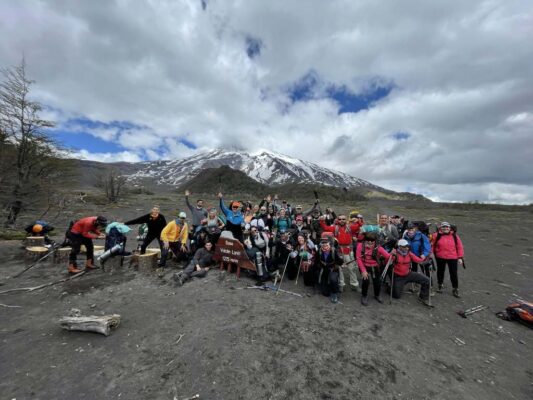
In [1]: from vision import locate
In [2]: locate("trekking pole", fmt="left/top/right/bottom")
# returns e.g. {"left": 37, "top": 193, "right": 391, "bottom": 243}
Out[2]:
{"left": 13, "top": 244, "right": 61, "bottom": 278}
{"left": 389, "top": 266, "right": 395, "bottom": 305}
{"left": 276, "top": 253, "right": 292, "bottom": 296}
{"left": 427, "top": 261, "right": 432, "bottom": 307}
{"left": 295, "top": 256, "right": 304, "bottom": 286}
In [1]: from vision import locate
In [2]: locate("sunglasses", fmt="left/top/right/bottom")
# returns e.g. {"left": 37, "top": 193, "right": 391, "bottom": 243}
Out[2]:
{"left": 338, "top": 218, "right": 346, "bottom": 221}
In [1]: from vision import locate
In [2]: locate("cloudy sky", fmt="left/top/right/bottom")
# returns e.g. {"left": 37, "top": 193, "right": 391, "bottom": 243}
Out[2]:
{"left": 1, "top": 0, "right": 532, "bottom": 204}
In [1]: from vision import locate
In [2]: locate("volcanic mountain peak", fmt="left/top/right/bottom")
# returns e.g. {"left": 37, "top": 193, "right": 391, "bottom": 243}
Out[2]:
{"left": 127, "top": 148, "right": 378, "bottom": 189}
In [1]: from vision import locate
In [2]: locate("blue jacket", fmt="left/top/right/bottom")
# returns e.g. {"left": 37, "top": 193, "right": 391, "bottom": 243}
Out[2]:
{"left": 403, "top": 231, "right": 431, "bottom": 257}
{"left": 219, "top": 198, "right": 244, "bottom": 226}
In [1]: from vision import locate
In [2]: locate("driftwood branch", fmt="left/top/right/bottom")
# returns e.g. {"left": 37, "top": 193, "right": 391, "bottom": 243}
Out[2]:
{"left": 0, "top": 270, "right": 86, "bottom": 295}
{"left": 0, "top": 303, "right": 22, "bottom": 308}
{"left": 59, "top": 314, "right": 121, "bottom": 336}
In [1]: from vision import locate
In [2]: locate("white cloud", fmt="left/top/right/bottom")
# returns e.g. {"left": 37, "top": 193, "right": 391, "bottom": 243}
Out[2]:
{"left": 72, "top": 149, "right": 142, "bottom": 163}
{"left": 1, "top": 0, "right": 532, "bottom": 203}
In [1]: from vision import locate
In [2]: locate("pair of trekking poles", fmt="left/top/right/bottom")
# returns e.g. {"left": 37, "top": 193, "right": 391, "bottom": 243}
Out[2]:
{"left": 275, "top": 252, "right": 306, "bottom": 295}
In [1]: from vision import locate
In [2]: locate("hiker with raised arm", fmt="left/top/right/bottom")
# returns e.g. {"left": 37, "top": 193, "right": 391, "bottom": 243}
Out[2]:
{"left": 125, "top": 206, "right": 167, "bottom": 254}
{"left": 320, "top": 214, "right": 360, "bottom": 292}
{"left": 218, "top": 192, "right": 245, "bottom": 242}
{"left": 185, "top": 190, "right": 207, "bottom": 232}
{"left": 431, "top": 222, "right": 465, "bottom": 298}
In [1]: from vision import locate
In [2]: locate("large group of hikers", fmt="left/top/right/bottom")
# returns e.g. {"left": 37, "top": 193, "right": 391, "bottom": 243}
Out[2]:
{"left": 26, "top": 191, "right": 465, "bottom": 308}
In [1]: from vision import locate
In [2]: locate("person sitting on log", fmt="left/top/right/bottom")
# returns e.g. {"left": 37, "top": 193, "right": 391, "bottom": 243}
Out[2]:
{"left": 24, "top": 220, "right": 55, "bottom": 245}
{"left": 125, "top": 206, "right": 167, "bottom": 254}
{"left": 158, "top": 212, "right": 189, "bottom": 268}
{"left": 67, "top": 216, "right": 108, "bottom": 274}
{"left": 173, "top": 241, "right": 215, "bottom": 287}
{"left": 97, "top": 222, "right": 132, "bottom": 266}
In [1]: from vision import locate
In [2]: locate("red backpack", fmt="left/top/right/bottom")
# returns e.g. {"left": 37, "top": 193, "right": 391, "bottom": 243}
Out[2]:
{"left": 497, "top": 301, "right": 533, "bottom": 328}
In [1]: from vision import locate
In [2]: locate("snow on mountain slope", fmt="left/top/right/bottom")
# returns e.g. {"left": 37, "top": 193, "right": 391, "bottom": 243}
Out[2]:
{"left": 127, "top": 148, "right": 381, "bottom": 189}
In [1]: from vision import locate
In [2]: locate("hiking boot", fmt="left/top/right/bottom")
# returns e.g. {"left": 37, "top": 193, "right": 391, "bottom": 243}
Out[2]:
{"left": 437, "top": 284, "right": 444, "bottom": 293}
{"left": 173, "top": 273, "right": 183, "bottom": 287}
{"left": 453, "top": 288, "right": 461, "bottom": 298}
{"left": 330, "top": 293, "right": 339, "bottom": 304}
{"left": 418, "top": 296, "right": 434, "bottom": 308}
{"left": 68, "top": 264, "right": 82, "bottom": 274}
{"left": 361, "top": 296, "right": 369, "bottom": 306}
{"left": 85, "top": 260, "right": 97, "bottom": 270}
{"left": 374, "top": 295, "right": 383, "bottom": 304}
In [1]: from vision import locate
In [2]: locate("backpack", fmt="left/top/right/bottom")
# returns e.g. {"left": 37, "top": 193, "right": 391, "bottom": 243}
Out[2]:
{"left": 105, "top": 227, "right": 127, "bottom": 251}
{"left": 334, "top": 224, "right": 351, "bottom": 237}
{"left": 358, "top": 241, "right": 379, "bottom": 261}
{"left": 497, "top": 301, "right": 533, "bottom": 328}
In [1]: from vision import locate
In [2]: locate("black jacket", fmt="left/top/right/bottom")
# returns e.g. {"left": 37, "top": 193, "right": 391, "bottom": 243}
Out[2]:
{"left": 125, "top": 213, "right": 167, "bottom": 236}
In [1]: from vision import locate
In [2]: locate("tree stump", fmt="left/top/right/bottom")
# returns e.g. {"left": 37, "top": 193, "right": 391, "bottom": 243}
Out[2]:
{"left": 55, "top": 247, "right": 72, "bottom": 264}
{"left": 131, "top": 253, "right": 158, "bottom": 274}
{"left": 59, "top": 314, "right": 121, "bottom": 336}
{"left": 102, "top": 255, "right": 133, "bottom": 273}
{"left": 24, "top": 236, "right": 45, "bottom": 247}
{"left": 25, "top": 246, "right": 49, "bottom": 261}
{"left": 80, "top": 245, "right": 104, "bottom": 254}
{"left": 145, "top": 248, "right": 161, "bottom": 257}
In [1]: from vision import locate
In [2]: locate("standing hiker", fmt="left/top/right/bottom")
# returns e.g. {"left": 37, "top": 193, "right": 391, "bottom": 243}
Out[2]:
{"left": 288, "top": 232, "right": 316, "bottom": 286}
{"left": 66, "top": 216, "right": 108, "bottom": 274}
{"left": 320, "top": 214, "right": 360, "bottom": 292}
{"left": 125, "top": 206, "right": 167, "bottom": 254}
{"left": 158, "top": 212, "right": 189, "bottom": 268}
{"left": 315, "top": 238, "right": 344, "bottom": 304}
{"left": 218, "top": 192, "right": 245, "bottom": 242}
{"left": 382, "top": 239, "right": 432, "bottom": 306}
{"left": 378, "top": 214, "right": 399, "bottom": 251}
{"left": 431, "top": 222, "right": 465, "bottom": 298}
{"left": 403, "top": 222, "right": 432, "bottom": 292}
{"left": 356, "top": 232, "right": 389, "bottom": 306}
{"left": 185, "top": 190, "right": 208, "bottom": 232}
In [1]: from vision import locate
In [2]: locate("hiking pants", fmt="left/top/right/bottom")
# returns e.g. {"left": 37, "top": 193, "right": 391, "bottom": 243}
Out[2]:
{"left": 67, "top": 232, "right": 93, "bottom": 265}
{"left": 361, "top": 266, "right": 381, "bottom": 297}
{"left": 225, "top": 221, "right": 244, "bottom": 243}
{"left": 140, "top": 232, "right": 163, "bottom": 254}
{"left": 436, "top": 258, "right": 459, "bottom": 289}
{"left": 411, "top": 261, "right": 434, "bottom": 287}
{"left": 159, "top": 242, "right": 186, "bottom": 267}
{"left": 340, "top": 251, "right": 359, "bottom": 289}
{"left": 392, "top": 272, "right": 430, "bottom": 300}
{"left": 318, "top": 267, "right": 340, "bottom": 296}
{"left": 181, "top": 261, "right": 208, "bottom": 282}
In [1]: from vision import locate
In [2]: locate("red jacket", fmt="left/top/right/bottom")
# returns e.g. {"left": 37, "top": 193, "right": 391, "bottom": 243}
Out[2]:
{"left": 320, "top": 221, "right": 352, "bottom": 254}
{"left": 382, "top": 250, "right": 425, "bottom": 277}
{"left": 71, "top": 217, "right": 102, "bottom": 239}
{"left": 349, "top": 220, "right": 364, "bottom": 239}
{"left": 356, "top": 242, "right": 389, "bottom": 274}
{"left": 431, "top": 231, "right": 464, "bottom": 259}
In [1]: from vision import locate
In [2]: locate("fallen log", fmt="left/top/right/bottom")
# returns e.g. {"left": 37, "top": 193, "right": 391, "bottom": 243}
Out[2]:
{"left": 59, "top": 314, "right": 121, "bottom": 336}
{"left": 0, "top": 270, "right": 86, "bottom": 295}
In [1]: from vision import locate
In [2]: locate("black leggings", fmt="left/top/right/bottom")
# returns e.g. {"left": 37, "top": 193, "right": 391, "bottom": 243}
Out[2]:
{"left": 436, "top": 258, "right": 459, "bottom": 289}
{"left": 140, "top": 232, "right": 163, "bottom": 254}
{"left": 361, "top": 267, "right": 381, "bottom": 297}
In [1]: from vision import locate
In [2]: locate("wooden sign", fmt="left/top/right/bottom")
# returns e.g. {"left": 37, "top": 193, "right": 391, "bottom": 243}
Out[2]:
{"left": 214, "top": 237, "right": 256, "bottom": 277}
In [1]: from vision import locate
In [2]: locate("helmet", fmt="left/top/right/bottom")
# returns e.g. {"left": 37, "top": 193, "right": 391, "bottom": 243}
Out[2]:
{"left": 32, "top": 224, "right": 43, "bottom": 233}
{"left": 398, "top": 239, "right": 409, "bottom": 247}
{"left": 179, "top": 212, "right": 187, "bottom": 219}
{"left": 95, "top": 216, "right": 108, "bottom": 226}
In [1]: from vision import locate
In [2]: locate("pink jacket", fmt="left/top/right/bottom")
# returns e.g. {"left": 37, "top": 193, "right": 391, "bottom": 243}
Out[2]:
{"left": 356, "top": 242, "right": 389, "bottom": 274}
{"left": 432, "top": 232, "right": 464, "bottom": 259}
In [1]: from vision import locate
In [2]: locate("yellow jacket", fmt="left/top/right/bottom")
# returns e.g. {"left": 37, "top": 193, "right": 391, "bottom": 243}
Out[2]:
{"left": 160, "top": 220, "right": 189, "bottom": 244}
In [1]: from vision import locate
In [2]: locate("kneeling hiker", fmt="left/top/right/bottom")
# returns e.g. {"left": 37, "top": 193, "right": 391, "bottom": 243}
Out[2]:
{"left": 383, "top": 239, "right": 432, "bottom": 307}
{"left": 315, "top": 239, "right": 344, "bottom": 304}
{"left": 356, "top": 232, "right": 389, "bottom": 306}
{"left": 174, "top": 242, "right": 215, "bottom": 286}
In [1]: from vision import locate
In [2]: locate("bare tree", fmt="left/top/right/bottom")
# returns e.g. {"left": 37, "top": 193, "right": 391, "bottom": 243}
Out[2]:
{"left": 98, "top": 169, "right": 127, "bottom": 203}
{"left": 0, "top": 58, "right": 59, "bottom": 226}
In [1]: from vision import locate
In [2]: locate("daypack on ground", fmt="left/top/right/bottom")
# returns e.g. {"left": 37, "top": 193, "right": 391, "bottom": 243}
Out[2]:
{"left": 496, "top": 300, "right": 533, "bottom": 329}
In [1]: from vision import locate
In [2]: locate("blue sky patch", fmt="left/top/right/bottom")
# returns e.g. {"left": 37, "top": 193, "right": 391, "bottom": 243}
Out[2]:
{"left": 51, "top": 128, "right": 126, "bottom": 153}
{"left": 285, "top": 71, "right": 393, "bottom": 114}
{"left": 392, "top": 131, "right": 411, "bottom": 141}
{"left": 179, "top": 138, "right": 197, "bottom": 149}
{"left": 245, "top": 36, "right": 263, "bottom": 59}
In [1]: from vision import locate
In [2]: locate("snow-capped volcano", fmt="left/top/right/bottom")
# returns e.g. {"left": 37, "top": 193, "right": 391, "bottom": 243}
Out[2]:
{"left": 127, "top": 148, "right": 381, "bottom": 189}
